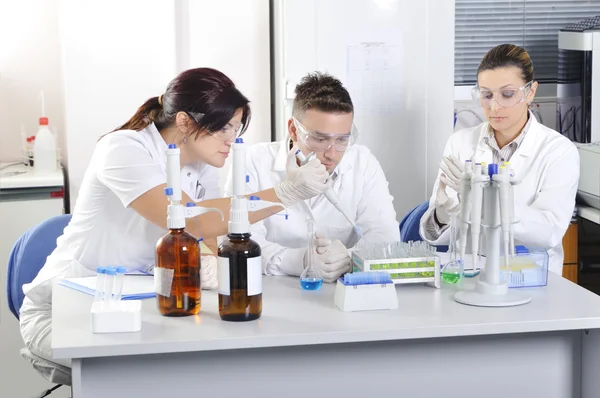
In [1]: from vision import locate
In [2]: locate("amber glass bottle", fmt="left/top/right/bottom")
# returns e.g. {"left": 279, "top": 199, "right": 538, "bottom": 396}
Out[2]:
{"left": 218, "top": 233, "right": 262, "bottom": 322}
{"left": 155, "top": 228, "right": 201, "bottom": 316}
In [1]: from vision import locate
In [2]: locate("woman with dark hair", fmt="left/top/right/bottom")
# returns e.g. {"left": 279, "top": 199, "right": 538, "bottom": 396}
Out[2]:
{"left": 420, "top": 44, "right": 579, "bottom": 276}
{"left": 19, "top": 68, "right": 330, "bottom": 385}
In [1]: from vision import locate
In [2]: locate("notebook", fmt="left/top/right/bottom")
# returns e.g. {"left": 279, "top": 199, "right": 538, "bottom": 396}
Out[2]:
{"left": 58, "top": 275, "right": 156, "bottom": 300}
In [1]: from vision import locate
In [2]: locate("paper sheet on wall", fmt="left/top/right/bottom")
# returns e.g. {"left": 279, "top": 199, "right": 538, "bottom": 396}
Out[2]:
{"left": 346, "top": 42, "right": 403, "bottom": 118}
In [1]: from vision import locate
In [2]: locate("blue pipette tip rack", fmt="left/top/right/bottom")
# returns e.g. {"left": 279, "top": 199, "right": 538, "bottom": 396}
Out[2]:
{"left": 235, "top": 138, "right": 243, "bottom": 143}
{"left": 168, "top": 144, "right": 177, "bottom": 149}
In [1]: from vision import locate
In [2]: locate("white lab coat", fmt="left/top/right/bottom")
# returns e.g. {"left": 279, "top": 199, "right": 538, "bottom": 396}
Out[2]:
{"left": 224, "top": 139, "right": 399, "bottom": 276}
{"left": 419, "top": 114, "right": 579, "bottom": 275}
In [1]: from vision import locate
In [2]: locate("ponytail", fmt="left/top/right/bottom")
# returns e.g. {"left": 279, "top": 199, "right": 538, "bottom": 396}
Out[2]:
{"left": 110, "top": 96, "right": 164, "bottom": 132}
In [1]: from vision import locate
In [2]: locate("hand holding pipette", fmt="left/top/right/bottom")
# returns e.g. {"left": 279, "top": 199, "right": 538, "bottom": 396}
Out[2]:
{"left": 295, "top": 150, "right": 369, "bottom": 244}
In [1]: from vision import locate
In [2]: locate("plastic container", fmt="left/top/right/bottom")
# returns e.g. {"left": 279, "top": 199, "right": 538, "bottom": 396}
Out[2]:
{"left": 33, "top": 117, "right": 57, "bottom": 173}
{"left": 499, "top": 248, "right": 549, "bottom": 288}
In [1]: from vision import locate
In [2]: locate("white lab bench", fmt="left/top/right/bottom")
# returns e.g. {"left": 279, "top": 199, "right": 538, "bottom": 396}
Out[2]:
{"left": 52, "top": 274, "right": 600, "bottom": 398}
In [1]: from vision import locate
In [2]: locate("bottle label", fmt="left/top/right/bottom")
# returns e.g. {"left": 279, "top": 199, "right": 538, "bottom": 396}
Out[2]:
{"left": 246, "top": 256, "right": 262, "bottom": 296}
{"left": 217, "top": 257, "right": 230, "bottom": 296}
{"left": 154, "top": 267, "right": 174, "bottom": 297}
{"left": 217, "top": 256, "right": 262, "bottom": 296}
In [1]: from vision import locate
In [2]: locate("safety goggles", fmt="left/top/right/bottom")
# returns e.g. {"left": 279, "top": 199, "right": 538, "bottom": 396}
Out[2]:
{"left": 471, "top": 81, "right": 533, "bottom": 109}
{"left": 292, "top": 117, "right": 357, "bottom": 153}
{"left": 187, "top": 112, "right": 243, "bottom": 142}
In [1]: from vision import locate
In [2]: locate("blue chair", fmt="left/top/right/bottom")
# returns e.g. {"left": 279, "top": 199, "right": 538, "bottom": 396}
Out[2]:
{"left": 7, "top": 214, "right": 72, "bottom": 319}
{"left": 399, "top": 201, "right": 448, "bottom": 252}
{"left": 6, "top": 214, "right": 72, "bottom": 397}
{"left": 399, "top": 201, "right": 429, "bottom": 242}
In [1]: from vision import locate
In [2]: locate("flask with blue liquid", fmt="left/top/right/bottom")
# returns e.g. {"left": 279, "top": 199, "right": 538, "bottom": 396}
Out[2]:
{"left": 300, "top": 219, "right": 324, "bottom": 290}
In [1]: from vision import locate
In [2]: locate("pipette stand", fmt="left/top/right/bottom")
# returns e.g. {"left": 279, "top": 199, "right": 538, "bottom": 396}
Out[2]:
{"left": 454, "top": 179, "right": 532, "bottom": 307}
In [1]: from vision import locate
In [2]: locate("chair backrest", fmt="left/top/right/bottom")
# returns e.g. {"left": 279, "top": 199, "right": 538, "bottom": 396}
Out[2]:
{"left": 6, "top": 214, "right": 72, "bottom": 319}
{"left": 399, "top": 201, "right": 429, "bottom": 242}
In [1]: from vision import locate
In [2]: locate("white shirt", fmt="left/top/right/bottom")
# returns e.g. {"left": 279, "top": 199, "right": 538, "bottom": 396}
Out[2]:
{"left": 225, "top": 139, "right": 399, "bottom": 277}
{"left": 23, "top": 123, "right": 220, "bottom": 304}
{"left": 419, "top": 114, "right": 579, "bottom": 275}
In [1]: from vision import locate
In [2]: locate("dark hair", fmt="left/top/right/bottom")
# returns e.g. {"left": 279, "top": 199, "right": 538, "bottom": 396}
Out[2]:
{"left": 111, "top": 68, "right": 250, "bottom": 138}
{"left": 477, "top": 44, "right": 534, "bottom": 83}
{"left": 292, "top": 72, "right": 353, "bottom": 117}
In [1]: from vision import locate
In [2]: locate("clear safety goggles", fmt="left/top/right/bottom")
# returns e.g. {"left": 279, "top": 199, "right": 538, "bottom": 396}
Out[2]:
{"left": 187, "top": 112, "right": 243, "bottom": 142}
{"left": 292, "top": 117, "right": 358, "bottom": 153}
{"left": 471, "top": 81, "right": 533, "bottom": 109}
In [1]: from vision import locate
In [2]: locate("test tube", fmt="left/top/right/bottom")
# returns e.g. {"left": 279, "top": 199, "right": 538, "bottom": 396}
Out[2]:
{"left": 94, "top": 267, "right": 107, "bottom": 302}
{"left": 104, "top": 267, "right": 116, "bottom": 307}
{"left": 113, "top": 266, "right": 126, "bottom": 302}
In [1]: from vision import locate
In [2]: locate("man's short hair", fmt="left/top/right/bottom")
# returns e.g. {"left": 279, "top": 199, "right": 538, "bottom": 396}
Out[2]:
{"left": 292, "top": 72, "right": 353, "bottom": 118}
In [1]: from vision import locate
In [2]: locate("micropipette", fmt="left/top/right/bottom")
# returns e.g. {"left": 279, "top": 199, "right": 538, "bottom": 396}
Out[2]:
{"left": 458, "top": 160, "right": 472, "bottom": 263}
{"left": 295, "top": 150, "right": 370, "bottom": 244}
{"left": 470, "top": 163, "right": 486, "bottom": 274}
{"left": 495, "top": 166, "right": 512, "bottom": 268}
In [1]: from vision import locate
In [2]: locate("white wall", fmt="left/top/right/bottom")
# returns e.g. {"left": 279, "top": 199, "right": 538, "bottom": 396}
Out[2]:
{"left": 59, "top": 0, "right": 177, "bottom": 208}
{"left": 186, "top": 0, "right": 272, "bottom": 191}
{"left": 0, "top": 0, "right": 66, "bottom": 165}
{"left": 59, "top": 0, "right": 271, "bottom": 208}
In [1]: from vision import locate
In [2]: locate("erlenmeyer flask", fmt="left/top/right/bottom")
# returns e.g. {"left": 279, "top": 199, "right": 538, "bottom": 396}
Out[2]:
{"left": 441, "top": 212, "right": 464, "bottom": 284}
{"left": 300, "top": 219, "right": 324, "bottom": 290}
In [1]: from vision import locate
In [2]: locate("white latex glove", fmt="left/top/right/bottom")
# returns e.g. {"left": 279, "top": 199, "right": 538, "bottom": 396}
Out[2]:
{"left": 310, "top": 232, "right": 351, "bottom": 283}
{"left": 439, "top": 155, "right": 464, "bottom": 193}
{"left": 200, "top": 255, "right": 218, "bottom": 290}
{"left": 434, "top": 180, "right": 459, "bottom": 226}
{"left": 274, "top": 146, "right": 332, "bottom": 207}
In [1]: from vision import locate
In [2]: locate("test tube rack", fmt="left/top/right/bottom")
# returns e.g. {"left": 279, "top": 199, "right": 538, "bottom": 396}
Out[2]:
{"left": 351, "top": 253, "right": 441, "bottom": 288}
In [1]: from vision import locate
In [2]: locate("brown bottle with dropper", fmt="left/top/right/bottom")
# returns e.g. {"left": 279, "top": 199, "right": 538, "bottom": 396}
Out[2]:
{"left": 155, "top": 144, "right": 223, "bottom": 317}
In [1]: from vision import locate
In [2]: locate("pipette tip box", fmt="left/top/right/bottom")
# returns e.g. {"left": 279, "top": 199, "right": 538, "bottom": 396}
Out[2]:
{"left": 351, "top": 253, "right": 441, "bottom": 288}
{"left": 334, "top": 279, "right": 398, "bottom": 312}
{"left": 91, "top": 300, "right": 142, "bottom": 334}
{"left": 499, "top": 249, "right": 549, "bottom": 288}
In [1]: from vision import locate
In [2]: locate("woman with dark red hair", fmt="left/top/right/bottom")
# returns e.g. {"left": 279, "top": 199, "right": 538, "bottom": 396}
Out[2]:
{"left": 19, "top": 68, "right": 330, "bottom": 386}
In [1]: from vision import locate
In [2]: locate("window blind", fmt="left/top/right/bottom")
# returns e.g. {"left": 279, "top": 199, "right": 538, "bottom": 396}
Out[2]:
{"left": 455, "top": 0, "right": 600, "bottom": 85}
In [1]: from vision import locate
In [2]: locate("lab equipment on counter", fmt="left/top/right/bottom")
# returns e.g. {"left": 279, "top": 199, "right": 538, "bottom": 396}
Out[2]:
{"left": 155, "top": 144, "right": 224, "bottom": 317}
{"left": 33, "top": 91, "right": 58, "bottom": 174}
{"left": 300, "top": 218, "right": 323, "bottom": 290}
{"left": 90, "top": 266, "right": 141, "bottom": 334}
{"left": 455, "top": 163, "right": 532, "bottom": 307}
{"left": 334, "top": 271, "right": 398, "bottom": 312}
{"left": 218, "top": 138, "right": 284, "bottom": 322}
{"left": 499, "top": 247, "right": 549, "bottom": 288}
{"left": 351, "top": 241, "right": 441, "bottom": 288}
{"left": 295, "top": 150, "right": 369, "bottom": 244}
{"left": 441, "top": 212, "right": 464, "bottom": 284}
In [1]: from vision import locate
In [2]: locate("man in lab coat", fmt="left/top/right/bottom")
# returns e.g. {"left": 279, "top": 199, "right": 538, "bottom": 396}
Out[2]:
{"left": 225, "top": 72, "right": 399, "bottom": 282}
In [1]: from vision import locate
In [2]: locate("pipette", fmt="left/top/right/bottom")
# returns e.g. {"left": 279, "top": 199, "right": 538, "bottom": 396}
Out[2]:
{"left": 470, "top": 163, "right": 486, "bottom": 274}
{"left": 494, "top": 165, "right": 512, "bottom": 268}
{"left": 295, "top": 150, "right": 369, "bottom": 244}
{"left": 458, "top": 160, "right": 472, "bottom": 265}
